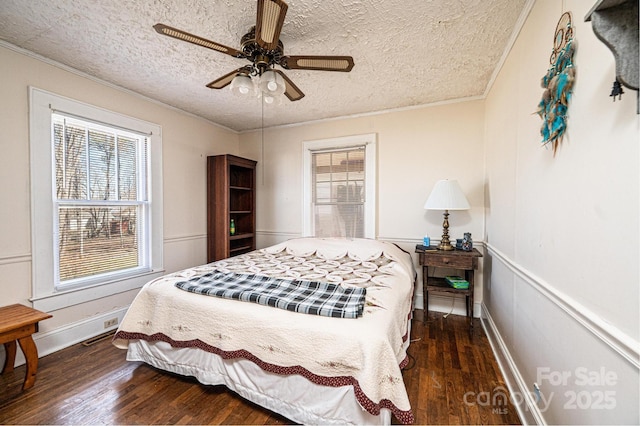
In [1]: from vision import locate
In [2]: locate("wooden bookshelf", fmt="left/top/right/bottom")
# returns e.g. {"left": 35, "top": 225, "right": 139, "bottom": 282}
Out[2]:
{"left": 207, "top": 154, "right": 257, "bottom": 262}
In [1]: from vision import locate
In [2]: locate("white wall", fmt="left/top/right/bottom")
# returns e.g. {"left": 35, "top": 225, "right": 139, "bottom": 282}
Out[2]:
{"left": 482, "top": 0, "right": 639, "bottom": 424}
{"left": 0, "top": 43, "right": 238, "bottom": 358}
{"left": 239, "top": 100, "right": 487, "bottom": 314}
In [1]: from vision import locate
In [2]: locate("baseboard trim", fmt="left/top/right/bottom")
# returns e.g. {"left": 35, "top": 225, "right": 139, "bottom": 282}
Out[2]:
{"left": 0, "top": 306, "right": 129, "bottom": 368}
{"left": 424, "top": 293, "right": 481, "bottom": 318}
{"left": 486, "top": 243, "right": 639, "bottom": 369}
{"left": 481, "top": 303, "right": 544, "bottom": 425}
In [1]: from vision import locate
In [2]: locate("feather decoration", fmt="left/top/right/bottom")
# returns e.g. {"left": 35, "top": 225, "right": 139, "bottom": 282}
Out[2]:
{"left": 537, "top": 14, "right": 576, "bottom": 155}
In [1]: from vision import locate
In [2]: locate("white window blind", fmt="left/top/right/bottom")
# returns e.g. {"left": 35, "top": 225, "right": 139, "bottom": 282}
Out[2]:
{"left": 52, "top": 113, "right": 150, "bottom": 288}
{"left": 311, "top": 146, "right": 366, "bottom": 238}
{"left": 303, "top": 133, "right": 376, "bottom": 239}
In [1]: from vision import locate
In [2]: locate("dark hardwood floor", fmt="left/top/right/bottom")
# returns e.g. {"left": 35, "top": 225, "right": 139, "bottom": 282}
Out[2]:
{"left": 0, "top": 311, "right": 521, "bottom": 425}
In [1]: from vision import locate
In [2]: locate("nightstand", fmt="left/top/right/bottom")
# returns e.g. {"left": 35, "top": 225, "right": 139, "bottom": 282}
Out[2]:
{"left": 415, "top": 247, "right": 482, "bottom": 333}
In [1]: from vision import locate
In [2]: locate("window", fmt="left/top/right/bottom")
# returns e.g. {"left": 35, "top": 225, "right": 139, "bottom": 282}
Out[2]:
{"left": 30, "top": 88, "right": 163, "bottom": 311}
{"left": 303, "top": 134, "right": 376, "bottom": 238}
{"left": 53, "top": 113, "right": 148, "bottom": 286}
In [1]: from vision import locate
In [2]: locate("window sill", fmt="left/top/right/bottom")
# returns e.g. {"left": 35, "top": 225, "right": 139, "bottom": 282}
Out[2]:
{"left": 30, "top": 268, "right": 165, "bottom": 312}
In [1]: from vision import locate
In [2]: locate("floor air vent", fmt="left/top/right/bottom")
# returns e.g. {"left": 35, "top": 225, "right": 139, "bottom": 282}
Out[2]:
{"left": 82, "top": 330, "right": 116, "bottom": 347}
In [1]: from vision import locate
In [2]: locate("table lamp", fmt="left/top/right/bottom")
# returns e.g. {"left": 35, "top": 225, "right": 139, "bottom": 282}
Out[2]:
{"left": 424, "top": 179, "right": 470, "bottom": 251}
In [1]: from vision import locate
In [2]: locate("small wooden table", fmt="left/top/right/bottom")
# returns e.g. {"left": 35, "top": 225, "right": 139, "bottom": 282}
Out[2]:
{"left": 0, "top": 304, "right": 52, "bottom": 390}
{"left": 415, "top": 247, "right": 482, "bottom": 334}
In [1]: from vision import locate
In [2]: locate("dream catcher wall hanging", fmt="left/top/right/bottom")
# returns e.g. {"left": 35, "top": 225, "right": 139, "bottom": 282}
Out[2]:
{"left": 536, "top": 12, "right": 576, "bottom": 155}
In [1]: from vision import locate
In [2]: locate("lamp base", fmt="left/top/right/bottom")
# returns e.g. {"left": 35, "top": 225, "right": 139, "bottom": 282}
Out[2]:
{"left": 437, "top": 210, "right": 456, "bottom": 251}
{"left": 438, "top": 241, "right": 455, "bottom": 251}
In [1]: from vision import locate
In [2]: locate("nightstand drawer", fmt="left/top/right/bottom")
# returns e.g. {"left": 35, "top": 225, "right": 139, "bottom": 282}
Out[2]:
{"left": 423, "top": 254, "right": 474, "bottom": 269}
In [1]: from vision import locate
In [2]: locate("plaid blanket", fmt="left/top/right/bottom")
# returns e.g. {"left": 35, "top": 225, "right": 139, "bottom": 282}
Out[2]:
{"left": 175, "top": 272, "right": 366, "bottom": 318}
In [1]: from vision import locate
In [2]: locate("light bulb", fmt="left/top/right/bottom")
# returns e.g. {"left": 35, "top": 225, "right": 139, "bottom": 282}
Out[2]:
{"left": 263, "top": 94, "right": 275, "bottom": 104}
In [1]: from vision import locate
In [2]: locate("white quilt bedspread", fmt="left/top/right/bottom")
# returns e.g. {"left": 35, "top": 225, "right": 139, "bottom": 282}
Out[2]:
{"left": 113, "top": 237, "right": 416, "bottom": 423}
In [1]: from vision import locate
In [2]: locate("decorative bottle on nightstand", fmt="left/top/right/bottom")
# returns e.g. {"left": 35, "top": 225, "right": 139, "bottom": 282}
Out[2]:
{"left": 462, "top": 232, "right": 472, "bottom": 251}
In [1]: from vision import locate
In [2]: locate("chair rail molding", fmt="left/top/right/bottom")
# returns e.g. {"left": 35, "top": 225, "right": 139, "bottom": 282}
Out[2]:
{"left": 485, "top": 242, "right": 639, "bottom": 369}
{"left": 0, "top": 253, "right": 31, "bottom": 266}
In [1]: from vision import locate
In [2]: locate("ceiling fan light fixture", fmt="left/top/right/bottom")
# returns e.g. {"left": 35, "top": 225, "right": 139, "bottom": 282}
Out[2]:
{"left": 230, "top": 73, "right": 254, "bottom": 97}
{"left": 260, "top": 70, "right": 285, "bottom": 95}
{"left": 263, "top": 94, "right": 275, "bottom": 104}
{"left": 261, "top": 92, "right": 284, "bottom": 105}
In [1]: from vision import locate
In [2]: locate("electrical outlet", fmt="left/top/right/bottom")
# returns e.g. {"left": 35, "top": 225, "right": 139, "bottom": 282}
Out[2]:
{"left": 533, "top": 382, "right": 541, "bottom": 402}
{"left": 103, "top": 318, "right": 118, "bottom": 329}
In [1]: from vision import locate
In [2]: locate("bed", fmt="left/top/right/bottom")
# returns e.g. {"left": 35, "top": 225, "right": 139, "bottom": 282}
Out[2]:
{"left": 113, "top": 237, "right": 416, "bottom": 424}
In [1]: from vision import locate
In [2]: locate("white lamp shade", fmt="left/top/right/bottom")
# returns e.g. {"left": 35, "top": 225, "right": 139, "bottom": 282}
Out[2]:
{"left": 424, "top": 179, "right": 470, "bottom": 210}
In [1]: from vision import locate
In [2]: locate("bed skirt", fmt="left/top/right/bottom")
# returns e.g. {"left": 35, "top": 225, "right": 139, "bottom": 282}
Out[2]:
{"left": 126, "top": 339, "right": 393, "bottom": 425}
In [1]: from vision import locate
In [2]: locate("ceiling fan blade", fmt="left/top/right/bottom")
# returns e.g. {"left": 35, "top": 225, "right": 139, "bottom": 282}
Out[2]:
{"left": 274, "top": 70, "right": 305, "bottom": 101}
{"left": 255, "top": 0, "right": 288, "bottom": 51}
{"left": 206, "top": 67, "right": 250, "bottom": 90}
{"left": 280, "top": 55, "right": 355, "bottom": 72}
{"left": 153, "top": 23, "right": 245, "bottom": 58}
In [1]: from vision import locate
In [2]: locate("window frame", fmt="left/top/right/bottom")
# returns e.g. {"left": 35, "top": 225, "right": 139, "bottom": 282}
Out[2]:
{"left": 302, "top": 133, "right": 377, "bottom": 238}
{"left": 29, "top": 87, "right": 164, "bottom": 311}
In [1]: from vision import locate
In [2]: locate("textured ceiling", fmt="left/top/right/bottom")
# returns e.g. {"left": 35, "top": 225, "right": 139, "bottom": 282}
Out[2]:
{"left": 0, "top": 0, "right": 528, "bottom": 132}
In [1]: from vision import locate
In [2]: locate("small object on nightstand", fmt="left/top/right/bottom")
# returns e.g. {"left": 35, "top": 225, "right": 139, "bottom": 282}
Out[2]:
{"left": 423, "top": 233, "right": 430, "bottom": 247}
{"left": 415, "top": 244, "right": 437, "bottom": 251}
{"left": 445, "top": 276, "right": 469, "bottom": 289}
{"left": 462, "top": 232, "right": 473, "bottom": 251}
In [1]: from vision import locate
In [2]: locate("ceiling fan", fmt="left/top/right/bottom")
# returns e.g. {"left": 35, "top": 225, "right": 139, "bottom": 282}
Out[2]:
{"left": 153, "top": 0, "right": 355, "bottom": 102}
